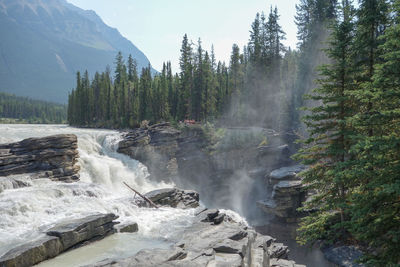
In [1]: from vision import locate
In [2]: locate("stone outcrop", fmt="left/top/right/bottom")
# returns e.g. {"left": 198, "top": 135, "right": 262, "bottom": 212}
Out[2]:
{"left": 118, "top": 123, "right": 181, "bottom": 182}
{"left": 0, "top": 134, "right": 80, "bottom": 182}
{"left": 257, "top": 165, "right": 306, "bottom": 222}
{"left": 46, "top": 213, "right": 119, "bottom": 250}
{"left": 142, "top": 188, "right": 200, "bottom": 209}
{"left": 0, "top": 213, "right": 118, "bottom": 267}
{"left": 88, "top": 209, "right": 305, "bottom": 267}
{"left": 118, "top": 123, "right": 294, "bottom": 217}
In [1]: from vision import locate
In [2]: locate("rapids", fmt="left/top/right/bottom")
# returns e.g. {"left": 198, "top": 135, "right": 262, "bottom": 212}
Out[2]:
{"left": 0, "top": 124, "right": 196, "bottom": 263}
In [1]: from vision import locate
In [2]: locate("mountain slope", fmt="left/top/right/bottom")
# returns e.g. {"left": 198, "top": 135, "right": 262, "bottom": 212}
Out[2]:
{"left": 0, "top": 0, "right": 153, "bottom": 103}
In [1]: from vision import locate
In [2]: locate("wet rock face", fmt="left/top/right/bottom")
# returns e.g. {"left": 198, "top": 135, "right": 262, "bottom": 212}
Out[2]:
{"left": 0, "top": 213, "right": 118, "bottom": 267}
{"left": 0, "top": 134, "right": 80, "bottom": 182}
{"left": 142, "top": 188, "right": 200, "bottom": 209}
{"left": 257, "top": 165, "right": 306, "bottom": 222}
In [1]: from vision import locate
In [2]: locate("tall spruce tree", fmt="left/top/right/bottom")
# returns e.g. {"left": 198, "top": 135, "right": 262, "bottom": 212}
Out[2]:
{"left": 295, "top": 0, "right": 356, "bottom": 245}
{"left": 178, "top": 34, "right": 193, "bottom": 120}
{"left": 347, "top": 1, "right": 400, "bottom": 264}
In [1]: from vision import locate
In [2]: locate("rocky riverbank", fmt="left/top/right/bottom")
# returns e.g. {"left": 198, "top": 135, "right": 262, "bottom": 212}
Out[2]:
{"left": 0, "top": 213, "right": 119, "bottom": 267}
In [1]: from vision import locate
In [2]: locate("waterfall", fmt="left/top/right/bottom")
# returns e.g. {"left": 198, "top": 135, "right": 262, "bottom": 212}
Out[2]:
{"left": 0, "top": 125, "right": 194, "bottom": 258}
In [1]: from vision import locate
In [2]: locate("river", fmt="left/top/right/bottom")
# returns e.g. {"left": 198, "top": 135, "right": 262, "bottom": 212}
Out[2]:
{"left": 0, "top": 124, "right": 333, "bottom": 266}
{"left": 0, "top": 124, "right": 197, "bottom": 266}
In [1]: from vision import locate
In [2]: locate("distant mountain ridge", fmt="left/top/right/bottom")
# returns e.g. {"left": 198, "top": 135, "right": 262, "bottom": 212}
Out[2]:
{"left": 0, "top": 0, "right": 154, "bottom": 103}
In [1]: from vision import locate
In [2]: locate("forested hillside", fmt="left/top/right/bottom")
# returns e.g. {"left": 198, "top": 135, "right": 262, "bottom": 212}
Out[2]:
{"left": 0, "top": 93, "right": 67, "bottom": 123}
{"left": 68, "top": 7, "right": 298, "bottom": 130}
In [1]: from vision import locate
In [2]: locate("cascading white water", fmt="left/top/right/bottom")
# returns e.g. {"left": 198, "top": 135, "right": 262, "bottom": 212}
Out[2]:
{"left": 0, "top": 125, "right": 196, "bottom": 265}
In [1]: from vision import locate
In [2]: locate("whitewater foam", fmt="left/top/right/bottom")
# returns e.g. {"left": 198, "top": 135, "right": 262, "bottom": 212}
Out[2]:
{"left": 0, "top": 125, "right": 193, "bottom": 258}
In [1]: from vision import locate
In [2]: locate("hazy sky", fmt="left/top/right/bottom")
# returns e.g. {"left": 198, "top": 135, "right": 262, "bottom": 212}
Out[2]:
{"left": 67, "top": 0, "right": 299, "bottom": 72}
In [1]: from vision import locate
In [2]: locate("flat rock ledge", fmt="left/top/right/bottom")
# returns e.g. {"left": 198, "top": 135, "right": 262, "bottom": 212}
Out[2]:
{"left": 141, "top": 188, "right": 200, "bottom": 209}
{"left": 87, "top": 209, "right": 305, "bottom": 267}
{"left": 0, "top": 134, "right": 80, "bottom": 182}
{"left": 257, "top": 165, "right": 306, "bottom": 222}
{"left": 0, "top": 213, "right": 118, "bottom": 267}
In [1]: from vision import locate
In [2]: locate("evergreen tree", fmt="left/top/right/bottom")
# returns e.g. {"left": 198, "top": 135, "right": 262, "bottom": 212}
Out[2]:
{"left": 295, "top": 0, "right": 356, "bottom": 245}
{"left": 178, "top": 34, "right": 193, "bottom": 120}
{"left": 347, "top": 1, "right": 399, "bottom": 264}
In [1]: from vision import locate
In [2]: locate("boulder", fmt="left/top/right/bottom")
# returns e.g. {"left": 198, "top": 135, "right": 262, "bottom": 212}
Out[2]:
{"left": 116, "top": 222, "right": 138, "bottom": 233}
{"left": 46, "top": 213, "right": 118, "bottom": 250}
{"left": 0, "top": 134, "right": 80, "bottom": 182}
{"left": 143, "top": 188, "right": 199, "bottom": 209}
{"left": 0, "top": 236, "right": 62, "bottom": 267}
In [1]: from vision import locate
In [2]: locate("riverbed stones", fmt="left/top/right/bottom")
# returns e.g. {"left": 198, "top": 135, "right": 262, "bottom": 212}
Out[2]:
{"left": 0, "top": 213, "right": 118, "bottom": 267}
{"left": 0, "top": 134, "right": 80, "bottom": 182}
{"left": 143, "top": 188, "right": 200, "bottom": 209}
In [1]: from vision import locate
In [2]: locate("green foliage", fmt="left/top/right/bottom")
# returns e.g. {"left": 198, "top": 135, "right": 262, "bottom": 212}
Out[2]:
{"left": 0, "top": 92, "right": 67, "bottom": 124}
{"left": 296, "top": 0, "right": 400, "bottom": 265}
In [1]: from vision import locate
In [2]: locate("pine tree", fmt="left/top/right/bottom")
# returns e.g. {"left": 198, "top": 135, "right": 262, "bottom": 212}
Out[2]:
{"left": 295, "top": 0, "right": 356, "bottom": 245}
{"left": 347, "top": 1, "right": 400, "bottom": 264}
{"left": 193, "top": 38, "right": 204, "bottom": 121}
{"left": 352, "top": 0, "right": 389, "bottom": 136}
{"left": 178, "top": 34, "right": 193, "bottom": 120}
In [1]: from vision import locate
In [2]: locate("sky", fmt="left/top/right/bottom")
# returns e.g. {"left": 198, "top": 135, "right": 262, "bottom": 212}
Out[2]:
{"left": 67, "top": 0, "right": 300, "bottom": 72}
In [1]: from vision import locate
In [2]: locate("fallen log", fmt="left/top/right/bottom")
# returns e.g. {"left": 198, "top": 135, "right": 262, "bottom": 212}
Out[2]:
{"left": 123, "top": 181, "right": 159, "bottom": 209}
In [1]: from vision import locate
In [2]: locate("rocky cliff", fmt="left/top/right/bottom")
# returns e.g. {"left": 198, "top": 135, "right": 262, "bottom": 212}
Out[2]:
{"left": 0, "top": 134, "right": 80, "bottom": 182}
{"left": 118, "top": 123, "right": 297, "bottom": 220}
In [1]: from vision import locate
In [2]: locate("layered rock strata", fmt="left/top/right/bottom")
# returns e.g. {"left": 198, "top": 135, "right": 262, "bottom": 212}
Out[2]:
{"left": 0, "top": 134, "right": 80, "bottom": 182}
{"left": 257, "top": 165, "right": 306, "bottom": 222}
